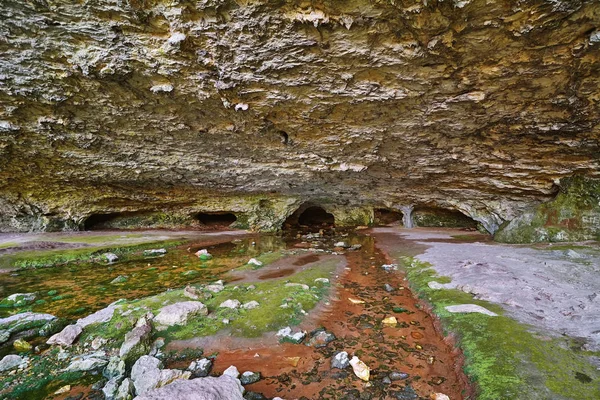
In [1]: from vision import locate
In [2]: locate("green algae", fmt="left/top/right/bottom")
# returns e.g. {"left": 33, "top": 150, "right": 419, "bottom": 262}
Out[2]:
{"left": 0, "top": 241, "right": 18, "bottom": 249}
{"left": 0, "top": 239, "right": 184, "bottom": 270}
{"left": 82, "top": 257, "right": 338, "bottom": 348}
{"left": 400, "top": 256, "right": 600, "bottom": 400}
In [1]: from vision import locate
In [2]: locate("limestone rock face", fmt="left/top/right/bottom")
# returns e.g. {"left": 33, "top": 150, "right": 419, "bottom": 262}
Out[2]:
{"left": 0, "top": 0, "right": 599, "bottom": 233}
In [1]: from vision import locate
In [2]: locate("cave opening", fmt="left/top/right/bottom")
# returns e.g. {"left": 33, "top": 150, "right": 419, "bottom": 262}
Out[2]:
{"left": 413, "top": 207, "right": 477, "bottom": 229}
{"left": 284, "top": 204, "right": 335, "bottom": 230}
{"left": 196, "top": 212, "right": 237, "bottom": 227}
{"left": 374, "top": 208, "right": 403, "bottom": 225}
{"left": 83, "top": 212, "right": 139, "bottom": 230}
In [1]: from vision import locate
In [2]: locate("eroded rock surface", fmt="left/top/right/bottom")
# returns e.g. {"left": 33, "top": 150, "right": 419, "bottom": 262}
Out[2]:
{"left": 0, "top": 0, "right": 599, "bottom": 234}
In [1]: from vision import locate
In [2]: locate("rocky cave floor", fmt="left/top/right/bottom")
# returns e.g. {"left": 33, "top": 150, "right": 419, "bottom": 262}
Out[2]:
{"left": 0, "top": 225, "right": 598, "bottom": 400}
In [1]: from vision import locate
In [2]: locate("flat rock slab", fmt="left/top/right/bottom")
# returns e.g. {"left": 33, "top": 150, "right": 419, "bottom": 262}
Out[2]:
{"left": 0, "top": 312, "right": 56, "bottom": 332}
{"left": 154, "top": 302, "right": 207, "bottom": 326}
{"left": 47, "top": 324, "right": 83, "bottom": 346}
{"left": 445, "top": 304, "right": 498, "bottom": 316}
{"left": 133, "top": 376, "right": 244, "bottom": 400}
{"left": 77, "top": 301, "right": 121, "bottom": 328}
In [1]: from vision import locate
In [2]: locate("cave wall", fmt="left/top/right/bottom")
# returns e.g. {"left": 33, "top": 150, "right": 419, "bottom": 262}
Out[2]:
{"left": 1, "top": 0, "right": 599, "bottom": 234}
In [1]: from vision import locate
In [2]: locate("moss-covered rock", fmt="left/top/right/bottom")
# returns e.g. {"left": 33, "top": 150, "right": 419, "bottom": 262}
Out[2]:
{"left": 495, "top": 176, "right": 600, "bottom": 243}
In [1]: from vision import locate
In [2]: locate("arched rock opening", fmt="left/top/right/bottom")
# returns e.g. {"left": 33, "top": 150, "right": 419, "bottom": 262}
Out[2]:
{"left": 413, "top": 207, "right": 477, "bottom": 229}
{"left": 284, "top": 204, "right": 335, "bottom": 230}
{"left": 83, "top": 212, "right": 143, "bottom": 230}
{"left": 195, "top": 212, "right": 237, "bottom": 227}
{"left": 374, "top": 208, "right": 403, "bottom": 226}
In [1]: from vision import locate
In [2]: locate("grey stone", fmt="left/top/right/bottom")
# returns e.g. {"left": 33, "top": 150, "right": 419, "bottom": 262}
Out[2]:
{"left": 0, "top": 312, "right": 56, "bottom": 332}
{"left": 47, "top": 324, "right": 83, "bottom": 346}
{"left": 103, "top": 253, "right": 119, "bottom": 263}
{"left": 284, "top": 283, "right": 310, "bottom": 290}
{"left": 188, "top": 358, "right": 213, "bottom": 378}
{"left": 154, "top": 301, "right": 208, "bottom": 326}
{"left": 384, "top": 283, "right": 395, "bottom": 292}
{"left": 131, "top": 355, "right": 191, "bottom": 395}
{"left": 104, "top": 356, "right": 126, "bottom": 380}
{"left": 143, "top": 249, "right": 167, "bottom": 256}
{"left": 389, "top": 371, "right": 409, "bottom": 381}
{"left": 103, "top": 377, "right": 122, "bottom": 400}
{"left": 77, "top": 302, "right": 120, "bottom": 328}
{"left": 276, "top": 327, "right": 306, "bottom": 344}
{"left": 219, "top": 299, "right": 241, "bottom": 309}
{"left": 132, "top": 375, "right": 244, "bottom": 400}
{"left": 119, "top": 322, "right": 152, "bottom": 364}
{"left": 0, "top": 354, "right": 23, "bottom": 372}
{"left": 445, "top": 304, "right": 498, "bottom": 316}
{"left": 241, "top": 301, "right": 259, "bottom": 310}
{"left": 240, "top": 371, "right": 261, "bottom": 385}
{"left": 65, "top": 357, "right": 108, "bottom": 372}
{"left": 0, "top": 329, "right": 10, "bottom": 345}
{"left": 331, "top": 351, "right": 350, "bottom": 369}
{"left": 116, "top": 378, "right": 135, "bottom": 400}
{"left": 222, "top": 365, "right": 240, "bottom": 379}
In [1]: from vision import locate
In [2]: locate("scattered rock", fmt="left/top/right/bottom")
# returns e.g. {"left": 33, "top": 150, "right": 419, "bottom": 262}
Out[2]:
{"left": 103, "top": 253, "right": 119, "bottom": 263}
{"left": 243, "top": 391, "right": 267, "bottom": 400}
{"left": 13, "top": 338, "right": 32, "bottom": 352}
{"left": 144, "top": 248, "right": 167, "bottom": 256}
{"left": 183, "top": 285, "right": 200, "bottom": 300}
{"left": 391, "top": 385, "right": 418, "bottom": 400}
{"left": 154, "top": 301, "right": 208, "bottom": 326}
{"left": 306, "top": 329, "right": 336, "bottom": 348}
{"left": 240, "top": 371, "right": 261, "bottom": 385}
{"left": 1, "top": 293, "right": 36, "bottom": 308}
{"left": 350, "top": 244, "right": 362, "bottom": 250}
{"left": 382, "top": 316, "right": 398, "bottom": 325}
{"left": 0, "top": 329, "right": 9, "bottom": 345}
{"left": 223, "top": 365, "right": 240, "bottom": 379}
{"left": 103, "top": 377, "right": 121, "bottom": 400}
{"left": 65, "top": 357, "right": 108, "bottom": 372}
{"left": 349, "top": 356, "right": 370, "bottom": 381}
{"left": 131, "top": 355, "right": 191, "bottom": 395}
{"left": 314, "top": 278, "right": 329, "bottom": 284}
{"left": 111, "top": 275, "right": 128, "bottom": 284}
{"left": 116, "top": 378, "right": 134, "bottom": 400}
{"left": 219, "top": 299, "right": 241, "bottom": 309}
{"left": 331, "top": 351, "right": 350, "bottom": 369}
{"left": 381, "top": 264, "right": 398, "bottom": 271}
{"left": 389, "top": 371, "right": 409, "bottom": 381}
{"left": 284, "top": 283, "right": 310, "bottom": 290}
{"left": 0, "top": 312, "right": 56, "bottom": 333}
{"left": 247, "top": 258, "right": 263, "bottom": 267}
{"left": 348, "top": 298, "right": 365, "bottom": 304}
{"left": 334, "top": 241, "right": 349, "bottom": 248}
{"left": 120, "top": 322, "right": 152, "bottom": 364}
{"left": 427, "top": 281, "right": 447, "bottom": 290}
{"left": 104, "top": 356, "right": 126, "bottom": 380}
{"left": 430, "top": 393, "right": 450, "bottom": 400}
{"left": 242, "top": 301, "right": 259, "bottom": 310}
{"left": 195, "top": 249, "right": 212, "bottom": 260}
{"left": 205, "top": 281, "right": 225, "bottom": 293}
{"left": 0, "top": 354, "right": 23, "bottom": 372}
{"left": 188, "top": 358, "right": 212, "bottom": 378}
{"left": 132, "top": 375, "right": 244, "bottom": 400}
{"left": 276, "top": 327, "right": 306, "bottom": 344}
{"left": 77, "top": 302, "right": 120, "bottom": 328}
{"left": 54, "top": 385, "right": 71, "bottom": 394}
{"left": 445, "top": 304, "right": 498, "bottom": 316}
{"left": 47, "top": 324, "right": 83, "bottom": 346}
{"left": 383, "top": 283, "right": 395, "bottom": 292}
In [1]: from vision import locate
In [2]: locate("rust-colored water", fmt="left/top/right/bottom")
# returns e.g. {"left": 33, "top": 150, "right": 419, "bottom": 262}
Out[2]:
{"left": 173, "top": 234, "right": 470, "bottom": 399}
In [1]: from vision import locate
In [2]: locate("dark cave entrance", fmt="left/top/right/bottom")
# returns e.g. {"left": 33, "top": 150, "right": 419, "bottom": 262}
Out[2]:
{"left": 284, "top": 204, "right": 335, "bottom": 230}
{"left": 195, "top": 212, "right": 237, "bottom": 227}
{"left": 374, "top": 209, "right": 403, "bottom": 226}
{"left": 83, "top": 212, "right": 139, "bottom": 230}
{"left": 413, "top": 207, "right": 477, "bottom": 229}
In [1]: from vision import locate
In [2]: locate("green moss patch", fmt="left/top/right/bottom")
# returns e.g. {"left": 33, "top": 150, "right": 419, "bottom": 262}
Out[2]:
{"left": 400, "top": 256, "right": 600, "bottom": 400}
